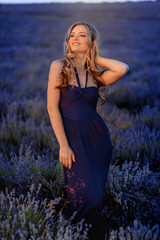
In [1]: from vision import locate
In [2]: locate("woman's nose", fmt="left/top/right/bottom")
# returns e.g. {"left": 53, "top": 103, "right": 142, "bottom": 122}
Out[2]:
{"left": 74, "top": 34, "right": 79, "bottom": 39}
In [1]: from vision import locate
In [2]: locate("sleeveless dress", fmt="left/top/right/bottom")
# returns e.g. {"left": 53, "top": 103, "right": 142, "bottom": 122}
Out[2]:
{"left": 59, "top": 67, "right": 113, "bottom": 229}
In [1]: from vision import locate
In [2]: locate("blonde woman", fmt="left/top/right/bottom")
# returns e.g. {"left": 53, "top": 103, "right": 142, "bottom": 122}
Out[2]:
{"left": 47, "top": 22, "right": 129, "bottom": 235}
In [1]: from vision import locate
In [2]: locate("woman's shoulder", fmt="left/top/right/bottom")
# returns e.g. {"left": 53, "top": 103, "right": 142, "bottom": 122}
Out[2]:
{"left": 50, "top": 58, "right": 65, "bottom": 71}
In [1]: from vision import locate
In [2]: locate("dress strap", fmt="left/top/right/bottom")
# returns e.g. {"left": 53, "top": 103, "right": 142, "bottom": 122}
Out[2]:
{"left": 74, "top": 67, "right": 88, "bottom": 91}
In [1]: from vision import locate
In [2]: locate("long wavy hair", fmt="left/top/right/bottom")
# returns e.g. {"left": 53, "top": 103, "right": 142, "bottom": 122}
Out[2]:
{"left": 55, "top": 22, "right": 110, "bottom": 105}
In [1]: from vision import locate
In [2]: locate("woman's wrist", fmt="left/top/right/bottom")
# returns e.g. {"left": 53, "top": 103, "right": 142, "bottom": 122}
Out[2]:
{"left": 60, "top": 142, "right": 69, "bottom": 149}
{"left": 95, "top": 56, "right": 100, "bottom": 66}
{"left": 96, "top": 56, "right": 99, "bottom": 65}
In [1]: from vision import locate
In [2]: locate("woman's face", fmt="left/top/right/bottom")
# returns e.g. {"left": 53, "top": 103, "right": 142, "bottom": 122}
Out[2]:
{"left": 68, "top": 25, "right": 90, "bottom": 54}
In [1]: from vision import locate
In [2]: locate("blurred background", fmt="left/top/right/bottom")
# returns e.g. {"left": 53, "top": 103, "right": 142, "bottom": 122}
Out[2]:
{"left": 0, "top": 0, "right": 160, "bottom": 239}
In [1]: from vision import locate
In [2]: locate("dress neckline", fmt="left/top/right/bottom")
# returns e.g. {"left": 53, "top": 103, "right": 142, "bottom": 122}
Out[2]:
{"left": 68, "top": 84, "right": 98, "bottom": 90}
{"left": 74, "top": 67, "right": 88, "bottom": 91}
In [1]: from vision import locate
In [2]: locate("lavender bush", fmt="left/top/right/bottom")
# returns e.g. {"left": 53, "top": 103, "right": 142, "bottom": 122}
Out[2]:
{"left": 107, "top": 219, "right": 159, "bottom": 240}
{"left": 0, "top": 183, "right": 90, "bottom": 239}
{"left": 103, "top": 161, "right": 160, "bottom": 227}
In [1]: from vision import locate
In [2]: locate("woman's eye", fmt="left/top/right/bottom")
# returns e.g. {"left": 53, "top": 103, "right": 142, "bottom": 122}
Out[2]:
{"left": 70, "top": 34, "right": 86, "bottom": 37}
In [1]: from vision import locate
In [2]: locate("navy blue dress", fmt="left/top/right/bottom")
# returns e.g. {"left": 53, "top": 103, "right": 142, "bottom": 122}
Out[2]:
{"left": 59, "top": 67, "right": 113, "bottom": 228}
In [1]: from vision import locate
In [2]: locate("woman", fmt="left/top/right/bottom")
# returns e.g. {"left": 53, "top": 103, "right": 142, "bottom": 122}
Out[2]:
{"left": 47, "top": 22, "right": 129, "bottom": 234}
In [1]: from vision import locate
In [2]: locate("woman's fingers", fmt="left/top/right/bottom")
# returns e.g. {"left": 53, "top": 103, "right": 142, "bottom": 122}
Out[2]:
{"left": 68, "top": 158, "right": 72, "bottom": 169}
{"left": 72, "top": 152, "right": 76, "bottom": 162}
{"left": 59, "top": 147, "right": 76, "bottom": 169}
{"left": 61, "top": 156, "right": 71, "bottom": 169}
{"left": 63, "top": 157, "right": 69, "bottom": 168}
{"left": 67, "top": 153, "right": 76, "bottom": 169}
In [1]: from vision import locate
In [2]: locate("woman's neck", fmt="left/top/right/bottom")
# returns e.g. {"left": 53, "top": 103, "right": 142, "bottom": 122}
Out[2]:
{"left": 75, "top": 54, "right": 87, "bottom": 71}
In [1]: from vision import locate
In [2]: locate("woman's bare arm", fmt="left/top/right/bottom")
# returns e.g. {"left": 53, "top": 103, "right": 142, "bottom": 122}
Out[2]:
{"left": 96, "top": 56, "right": 129, "bottom": 85}
{"left": 47, "top": 60, "right": 76, "bottom": 169}
{"left": 47, "top": 60, "right": 69, "bottom": 147}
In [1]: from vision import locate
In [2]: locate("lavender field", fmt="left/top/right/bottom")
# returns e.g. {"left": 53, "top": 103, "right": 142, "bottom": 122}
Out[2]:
{"left": 0, "top": 1, "right": 160, "bottom": 239}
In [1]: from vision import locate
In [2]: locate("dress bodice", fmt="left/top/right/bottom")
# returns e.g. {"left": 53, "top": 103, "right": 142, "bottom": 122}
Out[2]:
{"left": 59, "top": 67, "right": 99, "bottom": 120}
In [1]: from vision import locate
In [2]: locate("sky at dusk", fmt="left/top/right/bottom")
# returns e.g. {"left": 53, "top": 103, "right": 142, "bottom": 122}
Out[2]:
{"left": 0, "top": 0, "right": 156, "bottom": 4}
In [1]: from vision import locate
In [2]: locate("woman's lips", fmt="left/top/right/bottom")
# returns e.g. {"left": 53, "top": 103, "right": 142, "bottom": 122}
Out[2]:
{"left": 72, "top": 42, "right": 80, "bottom": 46}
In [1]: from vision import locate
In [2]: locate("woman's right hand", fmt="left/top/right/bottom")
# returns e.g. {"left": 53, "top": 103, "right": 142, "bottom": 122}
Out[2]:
{"left": 59, "top": 145, "right": 76, "bottom": 169}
